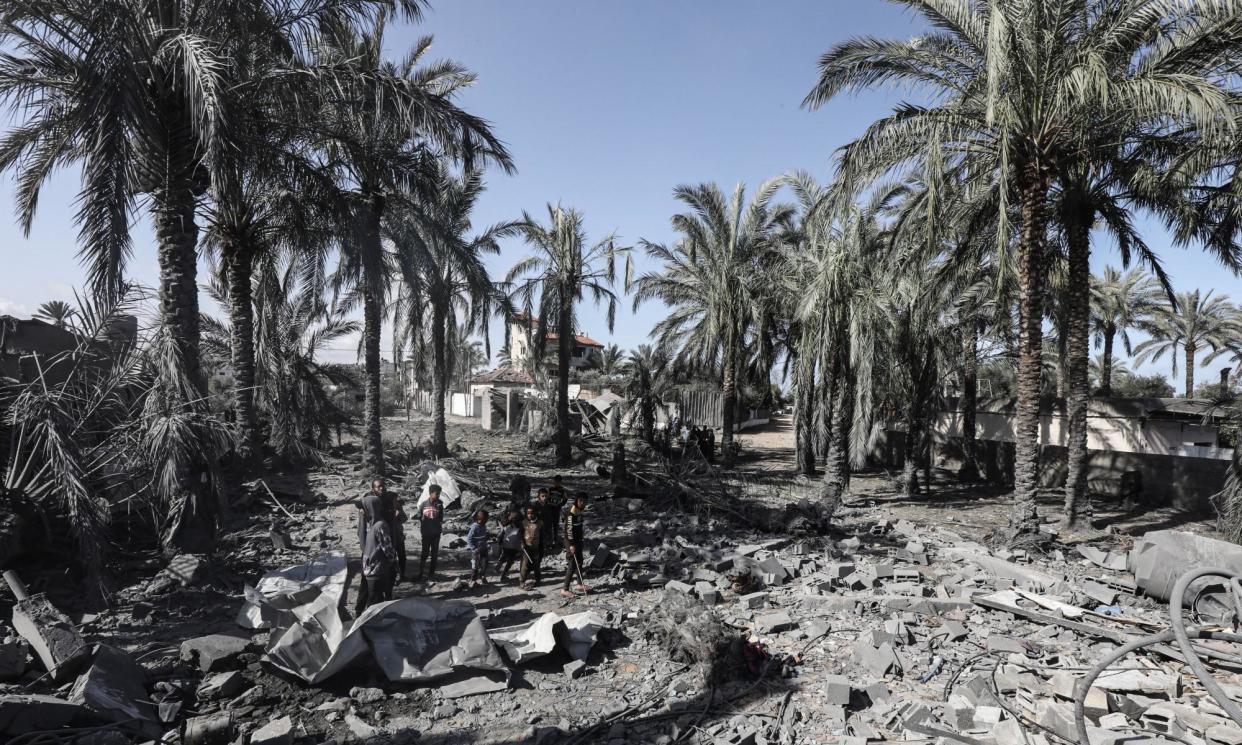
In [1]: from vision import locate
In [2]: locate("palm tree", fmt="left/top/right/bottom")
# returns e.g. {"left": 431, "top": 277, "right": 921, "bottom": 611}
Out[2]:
{"left": 1091, "top": 267, "right": 1163, "bottom": 396}
{"left": 203, "top": 259, "right": 360, "bottom": 463}
{"left": 804, "top": 0, "right": 1235, "bottom": 540}
{"left": 315, "top": 17, "right": 512, "bottom": 475}
{"left": 634, "top": 181, "right": 791, "bottom": 468}
{"left": 33, "top": 301, "right": 76, "bottom": 329}
{"left": 1089, "top": 353, "right": 1132, "bottom": 391}
{"left": 390, "top": 167, "right": 516, "bottom": 457}
{"left": 1135, "top": 290, "right": 1239, "bottom": 396}
{"left": 507, "top": 205, "right": 630, "bottom": 465}
{"left": 620, "top": 344, "right": 669, "bottom": 445}
{"left": 0, "top": 0, "right": 404, "bottom": 551}
{"left": 599, "top": 344, "right": 625, "bottom": 379}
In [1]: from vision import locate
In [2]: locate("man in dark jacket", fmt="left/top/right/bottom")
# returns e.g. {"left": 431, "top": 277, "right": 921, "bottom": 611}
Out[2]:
{"left": 561, "top": 492, "right": 589, "bottom": 597}
{"left": 356, "top": 478, "right": 398, "bottom": 610}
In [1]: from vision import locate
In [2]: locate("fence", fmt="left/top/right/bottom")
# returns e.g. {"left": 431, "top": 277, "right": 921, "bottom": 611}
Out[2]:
{"left": 676, "top": 390, "right": 770, "bottom": 432}
{"left": 410, "top": 390, "right": 480, "bottom": 418}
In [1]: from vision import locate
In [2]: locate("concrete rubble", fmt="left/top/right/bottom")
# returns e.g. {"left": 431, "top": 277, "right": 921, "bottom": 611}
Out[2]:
{"left": 9, "top": 463, "right": 1242, "bottom": 745}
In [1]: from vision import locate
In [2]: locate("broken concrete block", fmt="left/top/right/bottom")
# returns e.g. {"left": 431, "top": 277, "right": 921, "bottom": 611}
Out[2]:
{"left": 199, "top": 671, "right": 246, "bottom": 700}
{"left": 250, "top": 715, "right": 294, "bottom": 745}
{"left": 1035, "top": 700, "right": 1078, "bottom": 742}
{"left": 1208, "top": 723, "right": 1242, "bottom": 745}
{"left": 1092, "top": 669, "right": 1179, "bottom": 697}
{"left": 664, "top": 580, "right": 694, "bottom": 595}
{"left": 349, "top": 686, "right": 385, "bottom": 704}
{"left": 974, "top": 705, "right": 1003, "bottom": 725}
{"left": 864, "top": 680, "right": 889, "bottom": 704}
{"left": 564, "top": 660, "right": 587, "bottom": 679}
{"left": 824, "top": 562, "right": 855, "bottom": 579}
{"left": 754, "top": 611, "right": 793, "bottom": 633}
{"left": 1097, "top": 712, "right": 1130, "bottom": 729}
{"left": 739, "top": 592, "right": 768, "bottom": 609}
{"left": 69, "top": 645, "right": 158, "bottom": 736}
{"left": 823, "top": 674, "right": 851, "bottom": 705}
{"left": 1079, "top": 579, "right": 1119, "bottom": 606}
{"left": 694, "top": 582, "right": 719, "bottom": 605}
{"left": 842, "top": 572, "right": 873, "bottom": 590}
{"left": 180, "top": 634, "right": 250, "bottom": 673}
{"left": 165, "top": 554, "right": 208, "bottom": 586}
{"left": 0, "top": 640, "right": 26, "bottom": 681}
{"left": 854, "top": 640, "right": 900, "bottom": 676}
{"left": 587, "top": 544, "right": 613, "bottom": 570}
{"left": 0, "top": 693, "right": 84, "bottom": 735}
{"left": 1078, "top": 546, "right": 1128, "bottom": 572}
{"left": 10, "top": 592, "right": 89, "bottom": 681}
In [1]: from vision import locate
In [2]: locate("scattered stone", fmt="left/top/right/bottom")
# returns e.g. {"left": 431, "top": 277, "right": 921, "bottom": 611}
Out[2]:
{"left": 823, "top": 674, "right": 851, "bottom": 705}
{"left": 199, "top": 671, "right": 247, "bottom": 700}
{"left": 565, "top": 660, "right": 587, "bottom": 679}
{"left": 754, "top": 611, "right": 793, "bottom": 633}
{"left": 345, "top": 713, "right": 379, "bottom": 740}
{"left": 665, "top": 580, "right": 694, "bottom": 595}
{"left": 0, "top": 694, "right": 84, "bottom": 736}
{"left": 739, "top": 592, "right": 768, "bottom": 609}
{"left": 349, "top": 686, "right": 385, "bottom": 705}
{"left": 180, "top": 634, "right": 250, "bottom": 673}
{"left": 0, "top": 640, "right": 26, "bottom": 681}
{"left": 250, "top": 715, "right": 294, "bottom": 745}
{"left": 70, "top": 645, "right": 159, "bottom": 736}
{"left": 9, "top": 591, "right": 89, "bottom": 681}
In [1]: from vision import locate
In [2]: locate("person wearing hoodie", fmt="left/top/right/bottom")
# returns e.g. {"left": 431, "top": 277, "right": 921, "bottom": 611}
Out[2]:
{"left": 497, "top": 510, "right": 523, "bottom": 582}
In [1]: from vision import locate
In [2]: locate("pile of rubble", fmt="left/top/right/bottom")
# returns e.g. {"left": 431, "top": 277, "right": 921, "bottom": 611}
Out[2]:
{"left": 7, "top": 473, "right": 1242, "bottom": 745}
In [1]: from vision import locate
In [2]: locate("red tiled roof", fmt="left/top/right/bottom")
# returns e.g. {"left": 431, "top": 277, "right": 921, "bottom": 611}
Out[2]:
{"left": 511, "top": 313, "right": 604, "bottom": 348}
{"left": 471, "top": 364, "right": 535, "bottom": 386}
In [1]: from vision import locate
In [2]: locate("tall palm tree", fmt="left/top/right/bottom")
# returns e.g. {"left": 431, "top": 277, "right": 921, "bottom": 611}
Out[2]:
{"left": 634, "top": 181, "right": 791, "bottom": 467}
{"left": 599, "top": 344, "right": 625, "bottom": 379}
{"left": 1135, "top": 290, "right": 1239, "bottom": 396}
{"left": 33, "top": 301, "right": 76, "bottom": 329}
{"left": 1091, "top": 267, "right": 1163, "bottom": 396}
{"left": 507, "top": 205, "right": 629, "bottom": 465}
{"left": 0, "top": 0, "right": 412, "bottom": 551}
{"left": 804, "top": 0, "right": 1235, "bottom": 540}
{"left": 620, "top": 344, "right": 669, "bottom": 445}
{"left": 390, "top": 167, "right": 516, "bottom": 457}
{"left": 314, "top": 17, "right": 512, "bottom": 475}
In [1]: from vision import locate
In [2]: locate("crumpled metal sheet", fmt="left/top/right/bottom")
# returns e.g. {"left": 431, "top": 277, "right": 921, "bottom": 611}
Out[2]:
{"left": 239, "top": 554, "right": 506, "bottom": 685}
{"left": 488, "top": 611, "right": 605, "bottom": 665}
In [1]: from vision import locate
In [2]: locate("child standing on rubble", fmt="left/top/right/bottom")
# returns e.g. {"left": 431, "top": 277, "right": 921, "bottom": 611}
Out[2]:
{"left": 497, "top": 510, "right": 523, "bottom": 582}
{"left": 535, "top": 487, "right": 563, "bottom": 558}
{"left": 466, "top": 509, "right": 492, "bottom": 587}
{"left": 561, "top": 492, "right": 589, "bottom": 598}
{"left": 416, "top": 484, "right": 444, "bottom": 580}
{"left": 520, "top": 504, "right": 543, "bottom": 588}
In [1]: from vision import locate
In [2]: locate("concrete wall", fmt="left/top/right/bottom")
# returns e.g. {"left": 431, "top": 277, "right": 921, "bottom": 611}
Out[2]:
{"left": 934, "top": 409, "right": 1228, "bottom": 458}
{"left": 921, "top": 433, "right": 1226, "bottom": 511}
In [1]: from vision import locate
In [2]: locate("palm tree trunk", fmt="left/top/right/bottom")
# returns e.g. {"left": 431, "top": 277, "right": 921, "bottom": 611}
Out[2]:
{"left": 153, "top": 183, "right": 214, "bottom": 554}
{"left": 225, "top": 245, "right": 261, "bottom": 468}
{"left": 1009, "top": 160, "right": 1053, "bottom": 540}
{"left": 1063, "top": 214, "right": 1092, "bottom": 528}
{"left": 721, "top": 327, "right": 738, "bottom": 467}
{"left": 430, "top": 299, "right": 449, "bottom": 457}
{"left": 795, "top": 343, "right": 817, "bottom": 476}
{"left": 1101, "top": 324, "right": 1116, "bottom": 396}
{"left": 1185, "top": 343, "right": 1196, "bottom": 397}
{"left": 816, "top": 344, "right": 837, "bottom": 462}
{"left": 362, "top": 285, "right": 385, "bottom": 475}
{"left": 822, "top": 365, "right": 852, "bottom": 516}
{"left": 902, "top": 415, "right": 921, "bottom": 496}
{"left": 555, "top": 294, "right": 573, "bottom": 466}
{"left": 959, "top": 322, "right": 980, "bottom": 481}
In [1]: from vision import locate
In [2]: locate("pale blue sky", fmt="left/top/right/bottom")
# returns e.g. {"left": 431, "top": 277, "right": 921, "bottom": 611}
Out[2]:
{"left": 1, "top": 0, "right": 1239, "bottom": 392}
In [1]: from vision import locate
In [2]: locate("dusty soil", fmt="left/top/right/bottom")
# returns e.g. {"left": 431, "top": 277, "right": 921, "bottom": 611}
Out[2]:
{"left": 0, "top": 412, "right": 1223, "bottom": 745}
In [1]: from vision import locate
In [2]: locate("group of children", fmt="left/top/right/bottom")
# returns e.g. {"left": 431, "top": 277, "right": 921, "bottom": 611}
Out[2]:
{"left": 463, "top": 475, "right": 591, "bottom": 598}
{"left": 355, "top": 474, "right": 591, "bottom": 613}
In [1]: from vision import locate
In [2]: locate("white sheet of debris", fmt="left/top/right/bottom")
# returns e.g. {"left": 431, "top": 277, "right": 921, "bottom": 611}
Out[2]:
{"left": 238, "top": 554, "right": 506, "bottom": 685}
{"left": 489, "top": 610, "right": 605, "bottom": 664}
{"left": 417, "top": 467, "right": 462, "bottom": 511}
